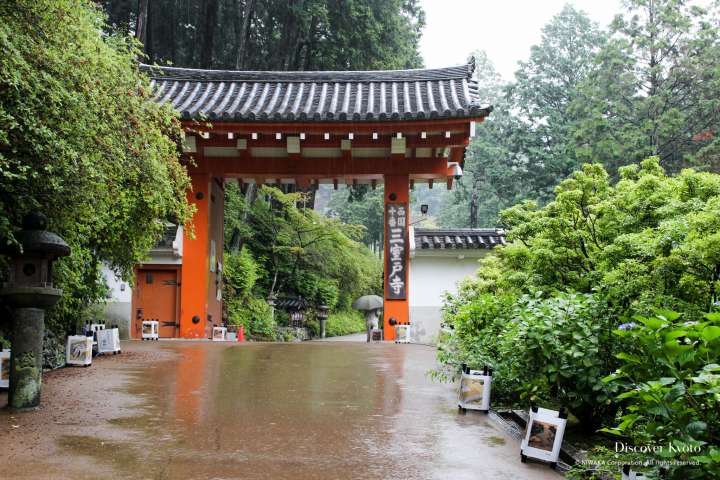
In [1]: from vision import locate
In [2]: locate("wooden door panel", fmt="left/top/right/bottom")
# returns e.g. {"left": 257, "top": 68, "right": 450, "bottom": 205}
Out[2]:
{"left": 136, "top": 269, "right": 178, "bottom": 338}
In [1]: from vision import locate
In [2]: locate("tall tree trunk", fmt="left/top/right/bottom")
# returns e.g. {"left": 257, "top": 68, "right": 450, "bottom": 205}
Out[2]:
{"left": 144, "top": 0, "right": 154, "bottom": 61}
{"left": 302, "top": 15, "right": 319, "bottom": 70}
{"left": 243, "top": 182, "right": 257, "bottom": 220}
{"left": 200, "top": 0, "right": 219, "bottom": 68}
{"left": 469, "top": 191, "right": 479, "bottom": 228}
{"left": 235, "top": 0, "right": 256, "bottom": 69}
{"left": 280, "top": 0, "right": 299, "bottom": 70}
{"left": 169, "top": 0, "right": 177, "bottom": 64}
{"left": 135, "top": 0, "right": 150, "bottom": 47}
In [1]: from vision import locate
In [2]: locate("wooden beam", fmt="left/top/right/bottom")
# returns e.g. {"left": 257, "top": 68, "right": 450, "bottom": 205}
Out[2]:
{"left": 198, "top": 133, "right": 469, "bottom": 149}
{"left": 187, "top": 155, "right": 450, "bottom": 178}
{"left": 182, "top": 117, "right": 485, "bottom": 135}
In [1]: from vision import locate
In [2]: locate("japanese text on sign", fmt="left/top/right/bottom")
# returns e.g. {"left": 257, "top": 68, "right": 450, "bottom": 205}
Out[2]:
{"left": 386, "top": 203, "right": 407, "bottom": 300}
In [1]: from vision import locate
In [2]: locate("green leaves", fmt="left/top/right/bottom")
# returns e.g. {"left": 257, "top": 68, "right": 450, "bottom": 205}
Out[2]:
{"left": 702, "top": 326, "right": 720, "bottom": 343}
{"left": 573, "top": 0, "right": 720, "bottom": 175}
{"left": 1, "top": 0, "right": 191, "bottom": 333}
{"left": 223, "top": 182, "right": 381, "bottom": 320}
{"left": 604, "top": 310, "right": 720, "bottom": 478}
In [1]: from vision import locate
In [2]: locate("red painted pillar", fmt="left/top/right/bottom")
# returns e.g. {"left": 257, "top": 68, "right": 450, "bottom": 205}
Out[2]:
{"left": 180, "top": 173, "right": 210, "bottom": 338}
{"left": 383, "top": 174, "right": 410, "bottom": 340}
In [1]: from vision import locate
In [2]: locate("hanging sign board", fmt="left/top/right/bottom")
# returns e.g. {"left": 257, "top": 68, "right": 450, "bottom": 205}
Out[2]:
{"left": 385, "top": 203, "right": 407, "bottom": 300}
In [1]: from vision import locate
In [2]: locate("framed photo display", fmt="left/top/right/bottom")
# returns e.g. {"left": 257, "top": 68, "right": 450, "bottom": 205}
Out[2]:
{"left": 66, "top": 335, "right": 93, "bottom": 366}
{"left": 394, "top": 324, "right": 411, "bottom": 343}
{"left": 142, "top": 320, "right": 159, "bottom": 341}
{"left": 90, "top": 323, "right": 106, "bottom": 334}
{"left": 97, "top": 327, "right": 121, "bottom": 354}
{"left": 0, "top": 349, "right": 10, "bottom": 389}
{"left": 212, "top": 326, "right": 227, "bottom": 341}
{"left": 520, "top": 406, "right": 567, "bottom": 467}
{"left": 458, "top": 365, "right": 492, "bottom": 413}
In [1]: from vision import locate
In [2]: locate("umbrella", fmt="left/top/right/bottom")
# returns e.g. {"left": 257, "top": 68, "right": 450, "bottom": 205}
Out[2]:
{"left": 352, "top": 295, "right": 383, "bottom": 311}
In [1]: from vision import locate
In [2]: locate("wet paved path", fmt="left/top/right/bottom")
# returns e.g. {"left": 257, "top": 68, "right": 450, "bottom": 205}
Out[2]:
{"left": 1, "top": 341, "right": 560, "bottom": 479}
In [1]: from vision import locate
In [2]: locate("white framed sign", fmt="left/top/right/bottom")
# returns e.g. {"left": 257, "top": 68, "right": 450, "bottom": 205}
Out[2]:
{"left": 212, "top": 326, "right": 227, "bottom": 341}
{"left": 97, "top": 328, "right": 121, "bottom": 354}
{"left": 90, "top": 323, "right": 106, "bottom": 333}
{"left": 66, "top": 335, "right": 93, "bottom": 366}
{"left": 142, "top": 320, "right": 159, "bottom": 341}
{"left": 458, "top": 365, "right": 492, "bottom": 413}
{"left": 0, "top": 349, "right": 10, "bottom": 389}
{"left": 520, "top": 406, "right": 567, "bottom": 467}
{"left": 394, "top": 324, "right": 411, "bottom": 343}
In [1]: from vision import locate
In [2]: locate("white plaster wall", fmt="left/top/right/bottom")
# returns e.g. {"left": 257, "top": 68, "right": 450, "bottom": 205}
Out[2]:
{"left": 410, "top": 255, "right": 483, "bottom": 307}
{"left": 100, "top": 265, "right": 132, "bottom": 339}
{"left": 102, "top": 266, "right": 131, "bottom": 303}
{"left": 409, "top": 254, "right": 484, "bottom": 344}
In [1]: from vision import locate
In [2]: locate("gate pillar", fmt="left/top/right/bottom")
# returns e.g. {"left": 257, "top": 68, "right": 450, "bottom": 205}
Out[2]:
{"left": 383, "top": 174, "right": 410, "bottom": 340}
{"left": 180, "top": 173, "right": 210, "bottom": 338}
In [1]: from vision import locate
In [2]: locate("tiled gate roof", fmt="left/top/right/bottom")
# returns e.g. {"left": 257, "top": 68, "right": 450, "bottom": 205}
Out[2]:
{"left": 141, "top": 59, "right": 491, "bottom": 122}
{"left": 413, "top": 228, "right": 506, "bottom": 250}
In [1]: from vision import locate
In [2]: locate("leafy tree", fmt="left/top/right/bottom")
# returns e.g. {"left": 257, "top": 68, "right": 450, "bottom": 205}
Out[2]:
{"left": 0, "top": 0, "right": 191, "bottom": 335}
{"left": 493, "top": 158, "right": 720, "bottom": 316}
{"left": 438, "top": 51, "right": 523, "bottom": 228}
{"left": 100, "top": 0, "right": 425, "bottom": 71}
{"left": 326, "top": 185, "right": 385, "bottom": 253}
{"left": 441, "top": 5, "right": 604, "bottom": 228}
{"left": 438, "top": 158, "right": 720, "bottom": 432}
{"left": 508, "top": 4, "right": 606, "bottom": 201}
{"left": 225, "top": 184, "right": 382, "bottom": 314}
{"left": 603, "top": 311, "right": 720, "bottom": 479}
{"left": 573, "top": 0, "right": 720, "bottom": 174}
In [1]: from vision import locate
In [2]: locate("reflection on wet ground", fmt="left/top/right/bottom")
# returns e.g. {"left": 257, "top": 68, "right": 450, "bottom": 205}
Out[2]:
{"left": 1, "top": 341, "right": 560, "bottom": 479}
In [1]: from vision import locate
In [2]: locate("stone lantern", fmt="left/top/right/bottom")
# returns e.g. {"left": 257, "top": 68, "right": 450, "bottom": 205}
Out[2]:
{"left": 317, "top": 305, "right": 329, "bottom": 339}
{"left": 0, "top": 212, "right": 70, "bottom": 409}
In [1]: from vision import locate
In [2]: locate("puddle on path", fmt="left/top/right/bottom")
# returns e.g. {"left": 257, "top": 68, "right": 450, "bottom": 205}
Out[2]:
{"left": 51, "top": 342, "right": 560, "bottom": 480}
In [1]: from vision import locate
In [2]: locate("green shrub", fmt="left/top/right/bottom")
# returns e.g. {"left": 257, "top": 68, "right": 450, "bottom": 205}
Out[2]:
{"left": 501, "top": 293, "right": 621, "bottom": 431}
{"left": 438, "top": 159, "right": 720, "bottom": 435}
{"left": 228, "top": 297, "right": 275, "bottom": 340}
{"left": 601, "top": 311, "right": 720, "bottom": 479}
{"left": 274, "top": 309, "right": 290, "bottom": 327}
{"left": 305, "top": 318, "right": 320, "bottom": 337}
{"left": 437, "top": 291, "right": 621, "bottom": 431}
{"left": 293, "top": 273, "right": 339, "bottom": 308}
{"left": 325, "top": 310, "right": 365, "bottom": 337}
{"left": 225, "top": 185, "right": 382, "bottom": 318}
{"left": 223, "top": 247, "right": 259, "bottom": 299}
{"left": 315, "top": 279, "right": 339, "bottom": 309}
{"left": 434, "top": 291, "right": 517, "bottom": 382}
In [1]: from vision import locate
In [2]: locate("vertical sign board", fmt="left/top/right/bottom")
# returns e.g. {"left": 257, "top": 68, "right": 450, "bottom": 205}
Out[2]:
{"left": 386, "top": 203, "right": 407, "bottom": 300}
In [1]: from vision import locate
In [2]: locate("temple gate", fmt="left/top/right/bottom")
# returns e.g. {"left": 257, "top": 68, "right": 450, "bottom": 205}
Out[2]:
{"left": 136, "top": 60, "right": 490, "bottom": 340}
